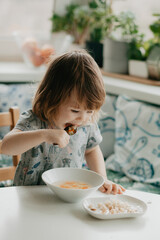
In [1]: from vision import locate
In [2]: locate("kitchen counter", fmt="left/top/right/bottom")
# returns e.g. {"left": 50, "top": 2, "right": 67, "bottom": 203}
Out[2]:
{"left": 0, "top": 62, "right": 45, "bottom": 82}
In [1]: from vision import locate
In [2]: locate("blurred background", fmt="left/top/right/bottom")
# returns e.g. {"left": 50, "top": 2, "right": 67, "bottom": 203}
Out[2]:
{"left": 1, "top": 0, "right": 160, "bottom": 37}
{"left": 0, "top": 0, "right": 160, "bottom": 78}
{"left": 0, "top": 0, "right": 160, "bottom": 188}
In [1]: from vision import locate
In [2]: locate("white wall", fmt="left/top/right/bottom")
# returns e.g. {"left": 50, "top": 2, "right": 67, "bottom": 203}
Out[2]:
{"left": 0, "top": 0, "right": 159, "bottom": 61}
{"left": 1, "top": 0, "right": 159, "bottom": 38}
{"left": 0, "top": 0, "right": 53, "bottom": 35}
{"left": 0, "top": 0, "right": 54, "bottom": 61}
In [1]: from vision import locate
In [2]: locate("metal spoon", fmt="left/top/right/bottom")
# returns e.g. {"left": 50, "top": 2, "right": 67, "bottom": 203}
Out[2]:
{"left": 64, "top": 126, "right": 77, "bottom": 156}
{"left": 54, "top": 126, "right": 77, "bottom": 146}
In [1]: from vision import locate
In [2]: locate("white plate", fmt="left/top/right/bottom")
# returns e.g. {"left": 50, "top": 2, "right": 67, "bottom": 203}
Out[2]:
{"left": 83, "top": 194, "right": 147, "bottom": 219}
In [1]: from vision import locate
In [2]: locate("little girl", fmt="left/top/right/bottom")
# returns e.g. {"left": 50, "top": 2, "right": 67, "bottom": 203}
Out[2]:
{"left": 2, "top": 50, "right": 125, "bottom": 194}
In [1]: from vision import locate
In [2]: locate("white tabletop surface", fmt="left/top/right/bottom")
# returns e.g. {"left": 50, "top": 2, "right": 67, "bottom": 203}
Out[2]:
{"left": 0, "top": 186, "right": 160, "bottom": 240}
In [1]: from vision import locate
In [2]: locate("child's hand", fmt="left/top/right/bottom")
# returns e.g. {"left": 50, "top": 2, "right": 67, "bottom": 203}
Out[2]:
{"left": 99, "top": 178, "right": 125, "bottom": 195}
{"left": 44, "top": 129, "right": 70, "bottom": 148}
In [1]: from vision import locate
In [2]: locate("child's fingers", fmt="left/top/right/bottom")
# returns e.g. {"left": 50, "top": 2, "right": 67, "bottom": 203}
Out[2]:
{"left": 117, "top": 185, "right": 125, "bottom": 194}
{"left": 57, "top": 134, "right": 70, "bottom": 148}
{"left": 99, "top": 185, "right": 106, "bottom": 193}
{"left": 103, "top": 182, "right": 112, "bottom": 194}
{"left": 99, "top": 181, "right": 126, "bottom": 195}
{"left": 117, "top": 187, "right": 123, "bottom": 194}
{"left": 119, "top": 185, "right": 126, "bottom": 192}
{"left": 111, "top": 183, "right": 118, "bottom": 195}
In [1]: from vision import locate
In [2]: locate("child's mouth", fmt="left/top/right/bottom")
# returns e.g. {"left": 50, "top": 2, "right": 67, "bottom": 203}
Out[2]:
{"left": 64, "top": 124, "right": 77, "bottom": 135}
{"left": 64, "top": 123, "right": 73, "bottom": 128}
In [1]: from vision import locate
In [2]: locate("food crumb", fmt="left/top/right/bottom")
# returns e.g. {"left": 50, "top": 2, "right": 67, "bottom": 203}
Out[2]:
{"left": 88, "top": 199, "right": 142, "bottom": 215}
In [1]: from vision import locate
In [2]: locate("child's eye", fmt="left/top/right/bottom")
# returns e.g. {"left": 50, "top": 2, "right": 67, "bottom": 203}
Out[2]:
{"left": 87, "top": 110, "right": 94, "bottom": 114}
{"left": 71, "top": 110, "right": 79, "bottom": 113}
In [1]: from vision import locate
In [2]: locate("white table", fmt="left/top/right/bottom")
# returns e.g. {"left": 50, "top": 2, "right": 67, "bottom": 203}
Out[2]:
{"left": 0, "top": 186, "right": 160, "bottom": 240}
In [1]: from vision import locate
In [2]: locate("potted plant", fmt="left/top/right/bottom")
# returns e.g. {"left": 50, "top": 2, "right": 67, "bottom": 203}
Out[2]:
{"left": 50, "top": 3, "right": 91, "bottom": 45}
{"left": 50, "top": 0, "right": 109, "bottom": 67}
{"left": 103, "top": 11, "right": 140, "bottom": 74}
{"left": 85, "top": 0, "right": 109, "bottom": 68}
{"left": 128, "top": 13, "right": 160, "bottom": 80}
{"left": 149, "top": 13, "right": 160, "bottom": 43}
{"left": 128, "top": 34, "right": 149, "bottom": 78}
{"left": 50, "top": 1, "right": 141, "bottom": 74}
{"left": 146, "top": 13, "right": 160, "bottom": 80}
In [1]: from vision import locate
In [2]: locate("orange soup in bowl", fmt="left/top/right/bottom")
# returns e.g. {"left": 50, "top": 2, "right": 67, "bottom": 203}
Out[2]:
{"left": 53, "top": 181, "right": 91, "bottom": 189}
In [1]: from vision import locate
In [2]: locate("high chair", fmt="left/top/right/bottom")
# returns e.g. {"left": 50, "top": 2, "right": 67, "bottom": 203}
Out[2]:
{"left": 0, "top": 107, "right": 20, "bottom": 181}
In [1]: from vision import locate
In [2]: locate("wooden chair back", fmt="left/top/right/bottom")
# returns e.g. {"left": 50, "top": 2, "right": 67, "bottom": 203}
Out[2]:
{"left": 0, "top": 107, "right": 20, "bottom": 181}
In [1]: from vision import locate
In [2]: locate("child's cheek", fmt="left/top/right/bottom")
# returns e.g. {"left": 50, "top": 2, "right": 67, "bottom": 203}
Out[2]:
{"left": 83, "top": 118, "right": 91, "bottom": 125}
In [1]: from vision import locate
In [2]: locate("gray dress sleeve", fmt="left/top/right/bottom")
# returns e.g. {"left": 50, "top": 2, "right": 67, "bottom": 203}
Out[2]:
{"left": 86, "top": 122, "right": 102, "bottom": 150}
{"left": 14, "top": 109, "right": 45, "bottom": 131}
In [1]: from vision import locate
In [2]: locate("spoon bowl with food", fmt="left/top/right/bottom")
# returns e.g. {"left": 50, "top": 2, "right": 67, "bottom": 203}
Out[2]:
{"left": 64, "top": 125, "right": 77, "bottom": 135}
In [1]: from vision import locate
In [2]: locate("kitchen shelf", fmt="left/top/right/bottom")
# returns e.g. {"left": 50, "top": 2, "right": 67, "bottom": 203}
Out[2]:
{"left": 101, "top": 70, "right": 160, "bottom": 86}
{"left": 0, "top": 62, "right": 45, "bottom": 82}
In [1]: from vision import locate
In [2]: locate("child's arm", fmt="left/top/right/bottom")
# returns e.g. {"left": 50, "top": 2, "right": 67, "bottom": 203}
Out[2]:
{"left": 85, "top": 145, "right": 125, "bottom": 194}
{"left": 1, "top": 128, "right": 70, "bottom": 155}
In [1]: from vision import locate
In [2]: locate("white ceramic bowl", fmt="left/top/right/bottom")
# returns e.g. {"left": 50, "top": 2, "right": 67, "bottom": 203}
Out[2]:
{"left": 42, "top": 168, "right": 104, "bottom": 203}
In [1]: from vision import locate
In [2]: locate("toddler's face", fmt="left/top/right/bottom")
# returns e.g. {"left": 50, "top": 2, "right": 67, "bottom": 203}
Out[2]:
{"left": 53, "top": 92, "right": 94, "bottom": 129}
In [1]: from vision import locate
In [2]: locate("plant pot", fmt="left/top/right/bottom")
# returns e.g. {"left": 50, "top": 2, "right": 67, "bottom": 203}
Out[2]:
{"left": 129, "top": 60, "right": 148, "bottom": 78}
{"left": 103, "top": 38, "right": 129, "bottom": 74}
{"left": 146, "top": 46, "right": 160, "bottom": 80}
{"left": 85, "top": 41, "right": 103, "bottom": 68}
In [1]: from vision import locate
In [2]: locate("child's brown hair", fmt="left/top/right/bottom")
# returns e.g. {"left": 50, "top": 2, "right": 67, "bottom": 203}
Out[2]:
{"left": 33, "top": 49, "right": 106, "bottom": 126}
